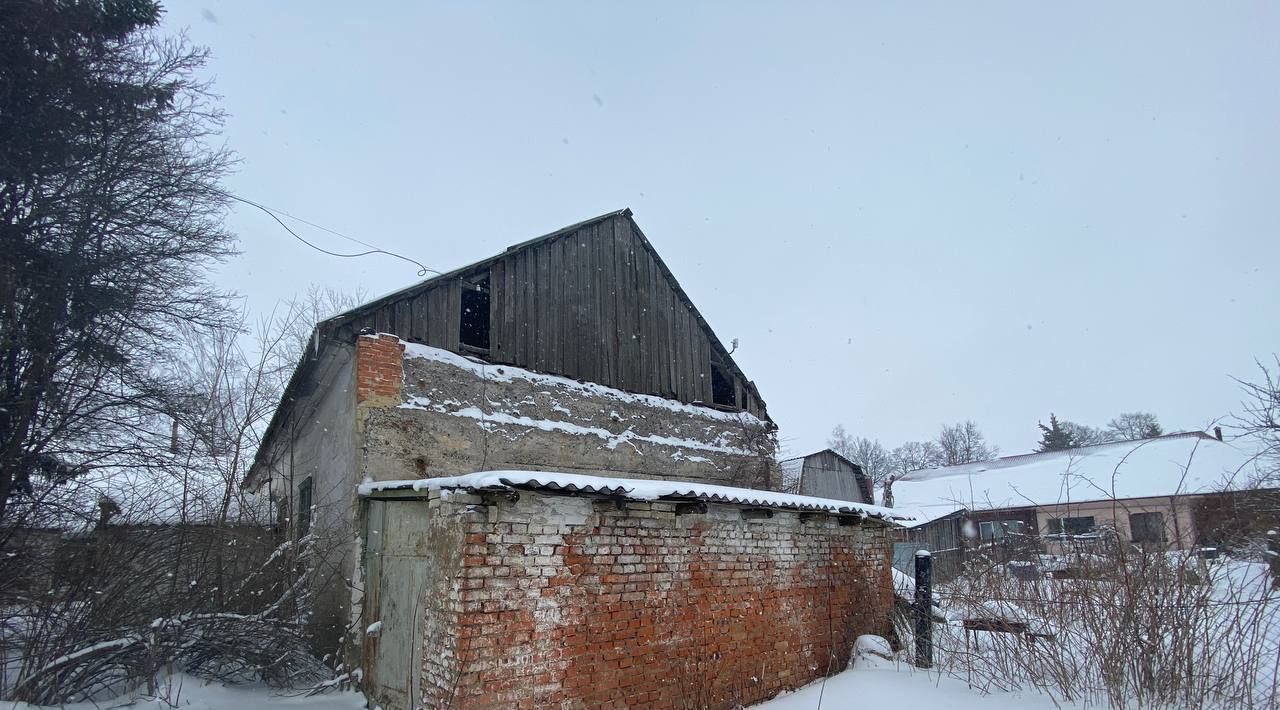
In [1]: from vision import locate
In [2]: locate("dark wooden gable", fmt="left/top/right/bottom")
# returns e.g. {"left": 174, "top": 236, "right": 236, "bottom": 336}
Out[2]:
{"left": 325, "top": 210, "right": 769, "bottom": 420}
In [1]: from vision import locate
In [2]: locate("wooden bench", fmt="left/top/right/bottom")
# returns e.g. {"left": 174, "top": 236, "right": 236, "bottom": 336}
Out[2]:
{"left": 962, "top": 617, "right": 1055, "bottom": 651}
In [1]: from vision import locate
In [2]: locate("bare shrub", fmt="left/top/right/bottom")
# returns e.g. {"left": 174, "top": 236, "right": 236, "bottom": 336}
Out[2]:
{"left": 0, "top": 293, "right": 362, "bottom": 704}
{"left": 931, "top": 538, "right": 1278, "bottom": 709}
{"left": 3, "top": 525, "right": 331, "bottom": 704}
{"left": 730, "top": 414, "right": 782, "bottom": 492}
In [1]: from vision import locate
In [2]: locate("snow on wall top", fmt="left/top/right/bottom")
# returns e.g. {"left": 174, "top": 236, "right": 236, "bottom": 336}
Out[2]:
{"left": 889, "top": 433, "right": 1260, "bottom": 520}
{"left": 358, "top": 470, "right": 909, "bottom": 523}
{"left": 401, "top": 341, "right": 766, "bottom": 427}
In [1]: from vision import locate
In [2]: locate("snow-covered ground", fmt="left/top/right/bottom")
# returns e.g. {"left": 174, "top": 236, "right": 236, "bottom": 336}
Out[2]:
{"left": 6, "top": 560, "right": 1272, "bottom": 708}
{"left": 4, "top": 667, "right": 1067, "bottom": 710}
{"left": 754, "top": 655, "right": 1080, "bottom": 709}
{"left": 3, "top": 675, "right": 365, "bottom": 710}
{"left": 783, "top": 558, "right": 1279, "bottom": 709}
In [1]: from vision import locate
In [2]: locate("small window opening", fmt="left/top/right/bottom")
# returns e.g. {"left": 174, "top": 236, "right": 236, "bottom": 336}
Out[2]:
{"left": 459, "top": 274, "right": 490, "bottom": 351}
{"left": 1130, "top": 512, "right": 1166, "bottom": 544}
{"left": 979, "top": 520, "right": 1026, "bottom": 541}
{"left": 1047, "top": 516, "right": 1095, "bottom": 537}
{"left": 296, "top": 476, "right": 313, "bottom": 540}
{"left": 979, "top": 521, "right": 998, "bottom": 540}
{"left": 711, "top": 363, "right": 735, "bottom": 407}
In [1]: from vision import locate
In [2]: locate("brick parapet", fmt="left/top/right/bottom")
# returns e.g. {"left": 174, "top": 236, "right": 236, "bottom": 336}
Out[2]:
{"left": 355, "top": 333, "right": 405, "bottom": 406}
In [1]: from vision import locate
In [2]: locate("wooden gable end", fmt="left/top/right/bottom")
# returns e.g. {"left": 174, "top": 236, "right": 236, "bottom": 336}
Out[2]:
{"left": 329, "top": 212, "right": 768, "bottom": 420}
{"left": 798, "top": 450, "right": 872, "bottom": 504}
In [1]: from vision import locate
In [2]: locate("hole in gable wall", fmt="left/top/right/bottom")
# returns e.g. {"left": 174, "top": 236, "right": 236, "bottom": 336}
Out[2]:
{"left": 459, "top": 273, "right": 490, "bottom": 351}
{"left": 711, "top": 362, "right": 735, "bottom": 407}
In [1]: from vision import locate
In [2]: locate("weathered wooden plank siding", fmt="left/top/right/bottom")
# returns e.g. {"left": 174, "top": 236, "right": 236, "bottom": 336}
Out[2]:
{"left": 329, "top": 214, "right": 766, "bottom": 419}
{"left": 799, "top": 451, "right": 867, "bottom": 504}
{"left": 563, "top": 236, "right": 578, "bottom": 381}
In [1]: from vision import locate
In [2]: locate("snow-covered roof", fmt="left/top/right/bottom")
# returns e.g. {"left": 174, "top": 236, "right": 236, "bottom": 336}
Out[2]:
{"left": 359, "top": 470, "right": 910, "bottom": 523}
{"left": 890, "top": 503, "right": 967, "bottom": 529}
{"left": 889, "top": 432, "right": 1260, "bottom": 521}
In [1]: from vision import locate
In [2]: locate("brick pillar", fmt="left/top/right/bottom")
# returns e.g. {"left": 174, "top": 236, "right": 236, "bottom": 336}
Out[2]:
{"left": 356, "top": 334, "right": 405, "bottom": 406}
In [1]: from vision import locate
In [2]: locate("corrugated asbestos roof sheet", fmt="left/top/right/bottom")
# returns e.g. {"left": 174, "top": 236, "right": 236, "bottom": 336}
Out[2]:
{"left": 360, "top": 470, "right": 910, "bottom": 524}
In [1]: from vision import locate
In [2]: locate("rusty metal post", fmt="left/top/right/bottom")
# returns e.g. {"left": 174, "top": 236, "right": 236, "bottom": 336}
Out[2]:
{"left": 914, "top": 549, "right": 933, "bottom": 669}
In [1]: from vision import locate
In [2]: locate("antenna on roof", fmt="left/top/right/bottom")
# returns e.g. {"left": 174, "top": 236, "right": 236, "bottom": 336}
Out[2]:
{"left": 728, "top": 338, "right": 739, "bottom": 355}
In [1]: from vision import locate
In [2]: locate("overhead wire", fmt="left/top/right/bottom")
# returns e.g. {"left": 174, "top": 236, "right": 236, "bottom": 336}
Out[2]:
{"left": 215, "top": 189, "right": 442, "bottom": 277}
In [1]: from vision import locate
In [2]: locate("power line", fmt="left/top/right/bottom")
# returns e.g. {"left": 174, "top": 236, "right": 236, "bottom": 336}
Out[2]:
{"left": 235, "top": 196, "right": 386, "bottom": 253}
{"left": 217, "top": 189, "right": 442, "bottom": 277}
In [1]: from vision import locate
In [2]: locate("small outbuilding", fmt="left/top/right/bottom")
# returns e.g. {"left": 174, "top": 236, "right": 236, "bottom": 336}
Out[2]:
{"left": 359, "top": 471, "right": 905, "bottom": 709}
{"left": 779, "top": 449, "right": 873, "bottom": 504}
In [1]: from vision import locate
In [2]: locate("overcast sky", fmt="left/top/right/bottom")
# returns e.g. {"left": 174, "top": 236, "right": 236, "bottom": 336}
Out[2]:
{"left": 165, "top": 1, "right": 1278, "bottom": 458}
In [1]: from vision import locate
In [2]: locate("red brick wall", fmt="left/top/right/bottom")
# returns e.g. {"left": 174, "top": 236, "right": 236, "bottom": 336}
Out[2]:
{"left": 415, "top": 494, "right": 894, "bottom": 709}
{"left": 355, "top": 333, "right": 405, "bottom": 405}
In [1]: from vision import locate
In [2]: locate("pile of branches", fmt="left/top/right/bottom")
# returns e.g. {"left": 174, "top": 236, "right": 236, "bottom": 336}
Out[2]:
{"left": 3, "top": 525, "right": 336, "bottom": 705}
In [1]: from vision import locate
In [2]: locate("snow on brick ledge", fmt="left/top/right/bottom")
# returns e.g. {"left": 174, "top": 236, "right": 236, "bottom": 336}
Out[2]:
{"left": 399, "top": 339, "right": 768, "bottom": 427}
{"left": 358, "top": 470, "right": 911, "bottom": 524}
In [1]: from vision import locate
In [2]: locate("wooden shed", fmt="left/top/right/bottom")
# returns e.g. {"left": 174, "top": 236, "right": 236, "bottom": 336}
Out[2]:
{"left": 780, "top": 449, "right": 873, "bottom": 504}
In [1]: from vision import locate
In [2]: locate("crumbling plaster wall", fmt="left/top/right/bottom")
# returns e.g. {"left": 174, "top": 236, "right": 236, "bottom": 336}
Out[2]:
{"left": 357, "top": 336, "right": 778, "bottom": 490}
{"left": 254, "top": 342, "right": 360, "bottom": 651}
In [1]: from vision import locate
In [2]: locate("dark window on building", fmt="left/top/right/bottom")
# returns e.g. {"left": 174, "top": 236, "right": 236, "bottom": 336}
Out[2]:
{"left": 274, "top": 497, "right": 288, "bottom": 536}
{"left": 459, "top": 274, "right": 490, "bottom": 351}
{"left": 1047, "top": 516, "right": 1096, "bottom": 536}
{"left": 711, "top": 363, "right": 735, "bottom": 407}
{"left": 979, "top": 520, "right": 1025, "bottom": 540}
{"left": 1130, "top": 512, "right": 1167, "bottom": 544}
{"left": 296, "top": 476, "right": 313, "bottom": 539}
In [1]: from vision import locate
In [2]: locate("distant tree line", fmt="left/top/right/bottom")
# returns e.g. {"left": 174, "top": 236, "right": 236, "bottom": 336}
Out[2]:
{"left": 826, "top": 420, "right": 998, "bottom": 491}
{"left": 825, "top": 357, "right": 1280, "bottom": 489}
{"left": 1035, "top": 411, "right": 1163, "bottom": 452}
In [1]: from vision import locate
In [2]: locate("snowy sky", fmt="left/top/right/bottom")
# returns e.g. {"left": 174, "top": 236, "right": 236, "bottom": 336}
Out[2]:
{"left": 164, "top": 1, "right": 1279, "bottom": 458}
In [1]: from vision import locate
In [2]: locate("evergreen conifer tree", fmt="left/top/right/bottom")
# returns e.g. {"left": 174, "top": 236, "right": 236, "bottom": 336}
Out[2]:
{"left": 1036, "top": 413, "right": 1076, "bottom": 452}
